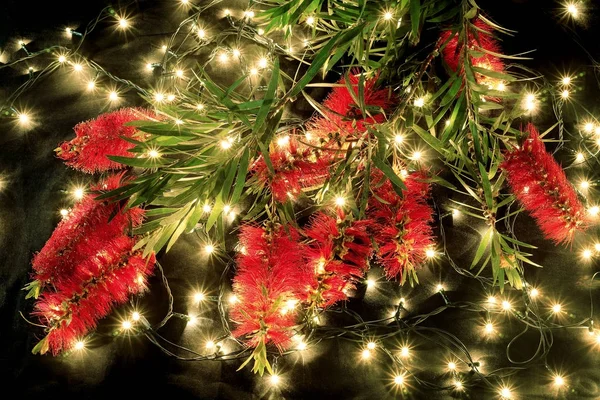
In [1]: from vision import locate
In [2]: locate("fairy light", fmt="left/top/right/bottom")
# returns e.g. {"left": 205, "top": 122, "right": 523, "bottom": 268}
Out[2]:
{"left": 205, "top": 340, "right": 215, "bottom": 350}
{"left": 73, "top": 187, "right": 85, "bottom": 200}
{"left": 60, "top": 208, "right": 69, "bottom": 217}
{"left": 73, "top": 63, "right": 83, "bottom": 72}
{"left": 167, "top": 94, "right": 176, "bottom": 102}
{"left": 530, "top": 288, "right": 540, "bottom": 298}
{"left": 487, "top": 296, "right": 497, "bottom": 304}
{"left": 366, "top": 278, "right": 376, "bottom": 288}
{"left": 306, "top": 16, "right": 315, "bottom": 26}
{"left": 297, "top": 341, "right": 307, "bottom": 351}
{"left": 553, "top": 374, "right": 565, "bottom": 387}
{"left": 269, "top": 374, "right": 280, "bottom": 386}
{"left": 499, "top": 387, "right": 512, "bottom": 399}
{"left": 436, "top": 284, "right": 444, "bottom": 292}
{"left": 561, "top": 90, "right": 570, "bottom": 99}
{"left": 335, "top": 196, "right": 346, "bottom": 207}
{"left": 244, "top": 10, "right": 255, "bottom": 19}
{"left": 175, "top": 119, "right": 183, "bottom": 125}
{"left": 453, "top": 380, "right": 464, "bottom": 391}
{"left": 223, "top": 204, "right": 231, "bottom": 214}
{"left": 367, "top": 342, "right": 376, "bottom": 350}
{"left": 258, "top": 57, "right": 269, "bottom": 69}
{"left": 74, "top": 340, "right": 85, "bottom": 350}
{"left": 497, "top": 82, "right": 506, "bottom": 91}
{"left": 228, "top": 294, "right": 239, "bottom": 304}
{"left": 223, "top": 9, "right": 231, "bottom": 17}
{"left": 118, "top": 18, "right": 129, "bottom": 29}
{"left": 232, "top": 48, "right": 241, "bottom": 58}
{"left": 257, "top": 28, "right": 265, "bottom": 35}
{"left": 161, "top": 45, "right": 168, "bottom": 52}
{"left": 501, "top": 300, "right": 512, "bottom": 311}
{"left": 524, "top": 93, "right": 537, "bottom": 112}
{"left": 412, "top": 151, "right": 422, "bottom": 161}
{"left": 187, "top": 315, "right": 197, "bottom": 326}
{"left": 414, "top": 97, "right": 425, "bottom": 107}
{"left": 485, "top": 322, "right": 494, "bottom": 334}
{"left": 58, "top": 55, "right": 67, "bottom": 63}
{"left": 18, "top": 113, "right": 31, "bottom": 126}
{"left": 576, "top": 152, "right": 585, "bottom": 163}
{"left": 561, "top": 76, "right": 572, "bottom": 85}
{"left": 551, "top": 303, "right": 562, "bottom": 314}
{"left": 361, "top": 349, "right": 372, "bottom": 359}
{"left": 595, "top": 243, "right": 600, "bottom": 252}
{"left": 204, "top": 244, "right": 215, "bottom": 254}
{"left": 196, "top": 103, "right": 205, "bottom": 111}
{"left": 218, "top": 53, "right": 229, "bottom": 64}
{"left": 447, "top": 361, "right": 457, "bottom": 371}
{"left": 197, "top": 29, "right": 206, "bottom": 39}
{"left": 132, "top": 311, "right": 141, "bottom": 321}
{"left": 175, "top": 69, "right": 185, "bottom": 78}
{"left": 383, "top": 11, "right": 394, "bottom": 21}
{"left": 393, "top": 374, "right": 405, "bottom": 386}
{"left": 584, "top": 122, "right": 595, "bottom": 133}
{"left": 394, "top": 134, "right": 404, "bottom": 144}
{"left": 276, "top": 135, "right": 290, "bottom": 147}
{"left": 249, "top": 68, "right": 258, "bottom": 76}
{"left": 108, "top": 91, "right": 119, "bottom": 102}
{"left": 87, "top": 80, "right": 96, "bottom": 91}
{"left": 588, "top": 206, "right": 599, "bottom": 216}
{"left": 202, "top": 203, "right": 211, "bottom": 213}
{"left": 400, "top": 346, "right": 410, "bottom": 358}
{"left": 452, "top": 209, "right": 460, "bottom": 217}
{"left": 579, "top": 180, "right": 589, "bottom": 190}
{"left": 425, "top": 248, "right": 436, "bottom": 258}
{"left": 566, "top": 2, "right": 579, "bottom": 18}
{"left": 121, "top": 320, "right": 132, "bottom": 330}
{"left": 582, "top": 249, "right": 592, "bottom": 259}
{"left": 220, "top": 139, "right": 233, "bottom": 150}
{"left": 154, "top": 93, "right": 165, "bottom": 102}
{"left": 193, "top": 292, "right": 206, "bottom": 302}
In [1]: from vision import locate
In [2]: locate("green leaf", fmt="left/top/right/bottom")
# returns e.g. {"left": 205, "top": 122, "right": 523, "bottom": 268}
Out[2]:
{"left": 471, "top": 227, "right": 493, "bottom": 268}
{"left": 254, "top": 59, "right": 280, "bottom": 134}
{"left": 372, "top": 156, "right": 406, "bottom": 196}
{"left": 409, "top": 0, "right": 421, "bottom": 43}
{"left": 231, "top": 147, "right": 250, "bottom": 205}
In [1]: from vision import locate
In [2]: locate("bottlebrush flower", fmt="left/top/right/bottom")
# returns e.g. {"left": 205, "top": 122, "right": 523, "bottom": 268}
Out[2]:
{"left": 56, "top": 108, "right": 156, "bottom": 173}
{"left": 32, "top": 242, "right": 155, "bottom": 355}
{"left": 501, "top": 123, "right": 586, "bottom": 244}
{"left": 308, "top": 70, "right": 393, "bottom": 142}
{"left": 367, "top": 170, "right": 435, "bottom": 284}
{"left": 251, "top": 138, "right": 329, "bottom": 202}
{"left": 31, "top": 173, "right": 145, "bottom": 288}
{"left": 230, "top": 224, "right": 311, "bottom": 374}
{"left": 304, "top": 211, "right": 373, "bottom": 307}
{"left": 439, "top": 17, "right": 504, "bottom": 89}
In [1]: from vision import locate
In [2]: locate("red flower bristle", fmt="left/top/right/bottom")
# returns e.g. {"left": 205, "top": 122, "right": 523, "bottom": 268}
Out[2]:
{"left": 308, "top": 70, "right": 393, "bottom": 142}
{"left": 56, "top": 108, "right": 156, "bottom": 173}
{"left": 501, "top": 123, "right": 586, "bottom": 244}
{"left": 440, "top": 17, "right": 504, "bottom": 86}
{"left": 303, "top": 211, "right": 373, "bottom": 307}
{"left": 251, "top": 138, "right": 330, "bottom": 202}
{"left": 367, "top": 170, "right": 435, "bottom": 284}
{"left": 230, "top": 224, "right": 311, "bottom": 350}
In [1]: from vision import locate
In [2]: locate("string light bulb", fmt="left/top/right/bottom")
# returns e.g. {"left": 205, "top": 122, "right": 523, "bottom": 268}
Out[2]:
{"left": 306, "top": 16, "right": 315, "bottom": 26}
{"left": 366, "top": 278, "right": 376, "bottom": 288}
{"left": 575, "top": 152, "right": 585, "bottom": 163}
{"left": 400, "top": 346, "right": 410, "bottom": 358}
{"left": 121, "top": 320, "right": 132, "bottom": 330}
{"left": 193, "top": 292, "right": 206, "bottom": 302}
{"left": 584, "top": 122, "right": 595, "bottom": 133}
{"left": 74, "top": 340, "right": 85, "bottom": 350}
{"left": 530, "top": 288, "right": 540, "bottom": 298}
{"left": 393, "top": 374, "right": 405, "bottom": 386}
{"left": 485, "top": 322, "right": 494, "bottom": 334}
{"left": 553, "top": 374, "right": 565, "bottom": 387}
{"left": 73, "top": 187, "right": 85, "bottom": 200}
{"left": 334, "top": 196, "right": 346, "bottom": 207}
{"left": 561, "top": 76, "right": 572, "bottom": 85}
{"left": 425, "top": 248, "right": 436, "bottom": 258}
{"left": 566, "top": 2, "right": 579, "bottom": 18}
{"left": 108, "top": 91, "right": 119, "bottom": 102}
{"left": 132, "top": 311, "right": 141, "bottom": 321}
{"left": 580, "top": 180, "right": 590, "bottom": 190}
{"left": 487, "top": 296, "right": 497, "bottom": 304}
{"left": 205, "top": 340, "right": 215, "bottom": 350}
{"left": 414, "top": 97, "right": 425, "bottom": 107}
{"left": 73, "top": 63, "right": 83, "bottom": 72}
{"left": 436, "top": 284, "right": 444, "bottom": 292}
{"left": 58, "top": 55, "right": 67, "bottom": 63}
{"left": 551, "top": 303, "right": 562, "bottom": 314}
{"left": 394, "top": 134, "right": 404, "bottom": 144}
{"left": 582, "top": 249, "right": 592, "bottom": 259}
{"left": 499, "top": 387, "right": 512, "bottom": 399}
{"left": 118, "top": 18, "right": 129, "bottom": 29}
{"left": 367, "top": 342, "right": 376, "bottom": 350}
{"left": 204, "top": 244, "right": 215, "bottom": 254}
{"left": 18, "top": 112, "right": 31, "bottom": 126}
{"left": 60, "top": 208, "right": 69, "bottom": 217}
{"left": 588, "top": 206, "right": 600, "bottom": 216}
{"left": 561, "top": 90, "right": 570, "bottom": 99}
{"left": 454, "top": 380, "right": 463, "bottom": 391}
{"left": 501, "top": 300, "right": 512, "bottom": 311}
{"left": 447, "top": 361, "right": 456, "bottom": 371}
{"left": 86, "top": 80, "right": 96, "bottom": 91}
{"left": 361, "top": 349, "right": 371, "bottom": 359}
{"left": 228, "top": 294, "right": 239, "bottom": 304}
{"left": 269, "top": 374, "right": 280, "bottom": 386}
{"left": 258, "top": 57, "right": 269, "bottom": 69}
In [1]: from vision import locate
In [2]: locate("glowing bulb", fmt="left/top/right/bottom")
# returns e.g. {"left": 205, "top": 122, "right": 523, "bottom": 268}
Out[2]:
{"left": 335, "top": 196, "right": 346, "bottom": 207}
{"left": 197, "top": 29, "right": 206, "bottom": 39}
{"left": 452, "top": 209, "right": 460, "bottom": 217}
{"left": 485, "top": 322, "right": 494, "bottom": 334}
{"left": 58, "top": 55, "right": 66, "bottom": 63}
{"left": 223, "top": 9, "right": 231, "bottom": 16}
{"left": 412, "top": 151, "right": 422, "bottom": 161}
{"left": 202, "top": 203, "right": 211, "bottom": 213}
{"left": 118, "top": 18, "right": 129, "bottom": 29}
{"left": 414, "top": 97, "right": 425, "bottom": 107}
{"left": 122, "top": 320, "right": 132, "bottom": 330}
{"left": 501, "top": 300, "right": 511, "bottom": 311}
{"left": 576, "top": 152, "right": 585, "bottom": 163}
{"left": 306, "top": 16, "right": 315, "bottom": 25}
{"left": 400, "top": 346, "right": 410, "bottom": 358}
{"left": 86, "top": 81, "right": 96, "bottom": 90}
{"left": 436, "top": 284, "right": 444, "bottom": 292}
{"left": 220, "top": 139, "right": 232, "bottom": 149}
{"left": 196, "top": 103, "right": 205, "bottom": 110}
{"left": 361, "top": 349, "right": 371, "bottom": 359}
{"left": 583, "top": 249, "right": 593, "bottom": 259}
{"left": 588, "top": 206, "right": 599, "bottom": 216}
{"left": 154, "top": 93, "right": 166, "bottom": 103}
{"left": 297, "top": 341, "right": 307, "bottom": 351}
{"left": 249, "top": 68, "right": 258, "bottom": 76}
{"left": 73, "top": 63, "right": 83, "bottom": 72}
{"left": 175, "top": 119, "right": 183, "bottom": 125}
{"left": 60, "top": 208, "right": 69, "bottom": 216}
{"left": 161, "top": 45, "right": 168, "bottom": 52}
{"left": 232, "top": 49, "right": 241, "bottom": 58}
{"left": 497, "top": 82, "right": 506, "bottom": 91}
{"left": 394, "top": 134, "right": 404, "bottom": 144}
{"left": 18, "top": 113, "right": 30, "bottom": 125}
{"left": 454, "top": 380, "right": 464, "bottom": 390}
{"left": 595, "top": 243, "right": 600, "bottom": 252}
{"left": 499, "top": 387, "right": 512, "bottom": 399}
{"left": 74, "top": 340, "right": 85, "bottom": 350}
{"left": 108, "top": 91, "right": 119, "bottom": 102}
{"left": 488, "top": 296, "right": 497, "bottom": 304}
{"left": 269, "top": 374, "right": 280, "bottom": 386}
{"left": 228, "top": 294, "right": 239, "bottom": 304}
{"left": 187, "top": 315, "right": 197, "bottom": 325}
{"left": 394, "top": 375, "right": 405, "bottom": 386}
{"left": 367, "top": 342, "right": 376, "bottom": 350}
{"left": 562, "top": 76, "right": 572, "bottom": 85}
{"left": 258, "top": 57, "right": 268, "bottom": 69}
{"left": 204, "top": 244, "right": 215, "bottom": 254}
{"left": 193, "top": 292, "right": 206, "bottom": 302}
{"left": 530, "top": 288, "right": 539, "bottom": 298}
{"left": 73, "top": 187, "right": 85, "bottom": 200}
{"left": 580, "top": 180, "right": 590, "bottom": 190}
{"left": 244, "top": 10, "right": 255, "bottom": 19}
{"left": 425, "top": 248, "right": 436, "bottom": 258}
{"left": 566, "top": 3, "right": 579, "bottom": 18}
{"left": 257, "top": 28, "right": 265, "bottom": 35}
{"left": 383, "top": 11, "right": 394, "bottom": 21}
{"left": 553, "top": 375, "right": 565, "bottom": 387}
{"left": 205, "top": 340, "right": 215, "bottom": 350}
{"left": 175, "top": 69, "right": 184, "bottom": 78}
{"left": 584, "top": 122, "right": 595, "bottom": 133}
{"left": 218, "top": 53, "right": 229, "bottom": 63}
{"left": 276, "top": 135, "right": 290, "bottom": 147}
{"left": 366, "top": 278, "right": 376, "bottom": 288}
{"left": 561, "top": 90, "right": 570, "bottom": 99}
{"left": 132, "top": 311, "right": 141, "bottom": 321}
{"left": 223, "top": 205, "right": 231, "bottom": 214}
{"left": 447, "top": 362, "right": 456, "bottom": 371}
{"left": 552, "top": 303, "right": 562, "bottom": 313}
{"left": 66, "top": 27, "right": 72, "bottom": 35}
{"left": 181, "top": 0, "right": 189, "bottom": 3}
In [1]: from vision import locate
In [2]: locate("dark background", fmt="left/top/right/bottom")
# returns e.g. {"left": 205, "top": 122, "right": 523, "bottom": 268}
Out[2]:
{"left": 1, "top": 0, "right": 600, "bottom": 399}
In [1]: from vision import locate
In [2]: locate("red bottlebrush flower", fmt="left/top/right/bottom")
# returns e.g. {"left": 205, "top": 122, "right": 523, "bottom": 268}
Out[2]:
{"left": 501, "top": 123, "right": 586, "bottom": 244}
{"left": 31, "top": 173, "right": 145, "bottom": 287}
{"left": 56, "top": 108, "right": 156, "bottom": 173}
{"left": 367, "top": 170, "right": 435, "bottom": 284}
{"left": 308, "top": 70, "right": 393, "bottom": 142}
{"left": 440, "top": 17, "right": 504, "bottom": 87}
{"left": 230, "top": 224, "right": 311, "bottom": 373}
{"left": 251, "top": 138, "right": 330, "bottom": 202}
{"left": 33, "top": 243, "right": 155, "bottom": 355}
{"left": 304, "top": 212, "right": 373, "bottom": 307}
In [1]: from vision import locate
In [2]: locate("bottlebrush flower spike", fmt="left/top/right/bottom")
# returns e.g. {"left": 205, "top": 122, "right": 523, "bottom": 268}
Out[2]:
{"left": 440, "top": 17, "right": 504, "bottom": 88}
{"left": 56, "top": 108, "right": 156, "bottom": 173}
{"left": 32, "top": 242, "right": 155, "bottom": 355}
{"left": 368, "top": 170, "right": 435, "bottom": 285}
{"left": 304, "top": 211, "right": 373, "bottom": 307}
{"left": 30, "top": 173, "right": 145, "bottom": 289}
{"left": 501, "top": 123, "right": 586, "bottom": 244}
{"left": 231, "top": 223, "right": 311, "bottom": 375}
{"left": 308, "top": 70, "right": 393, "bottom": 142}
{"left": 251, "top": 138, "right": 329, "bottom": 202}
